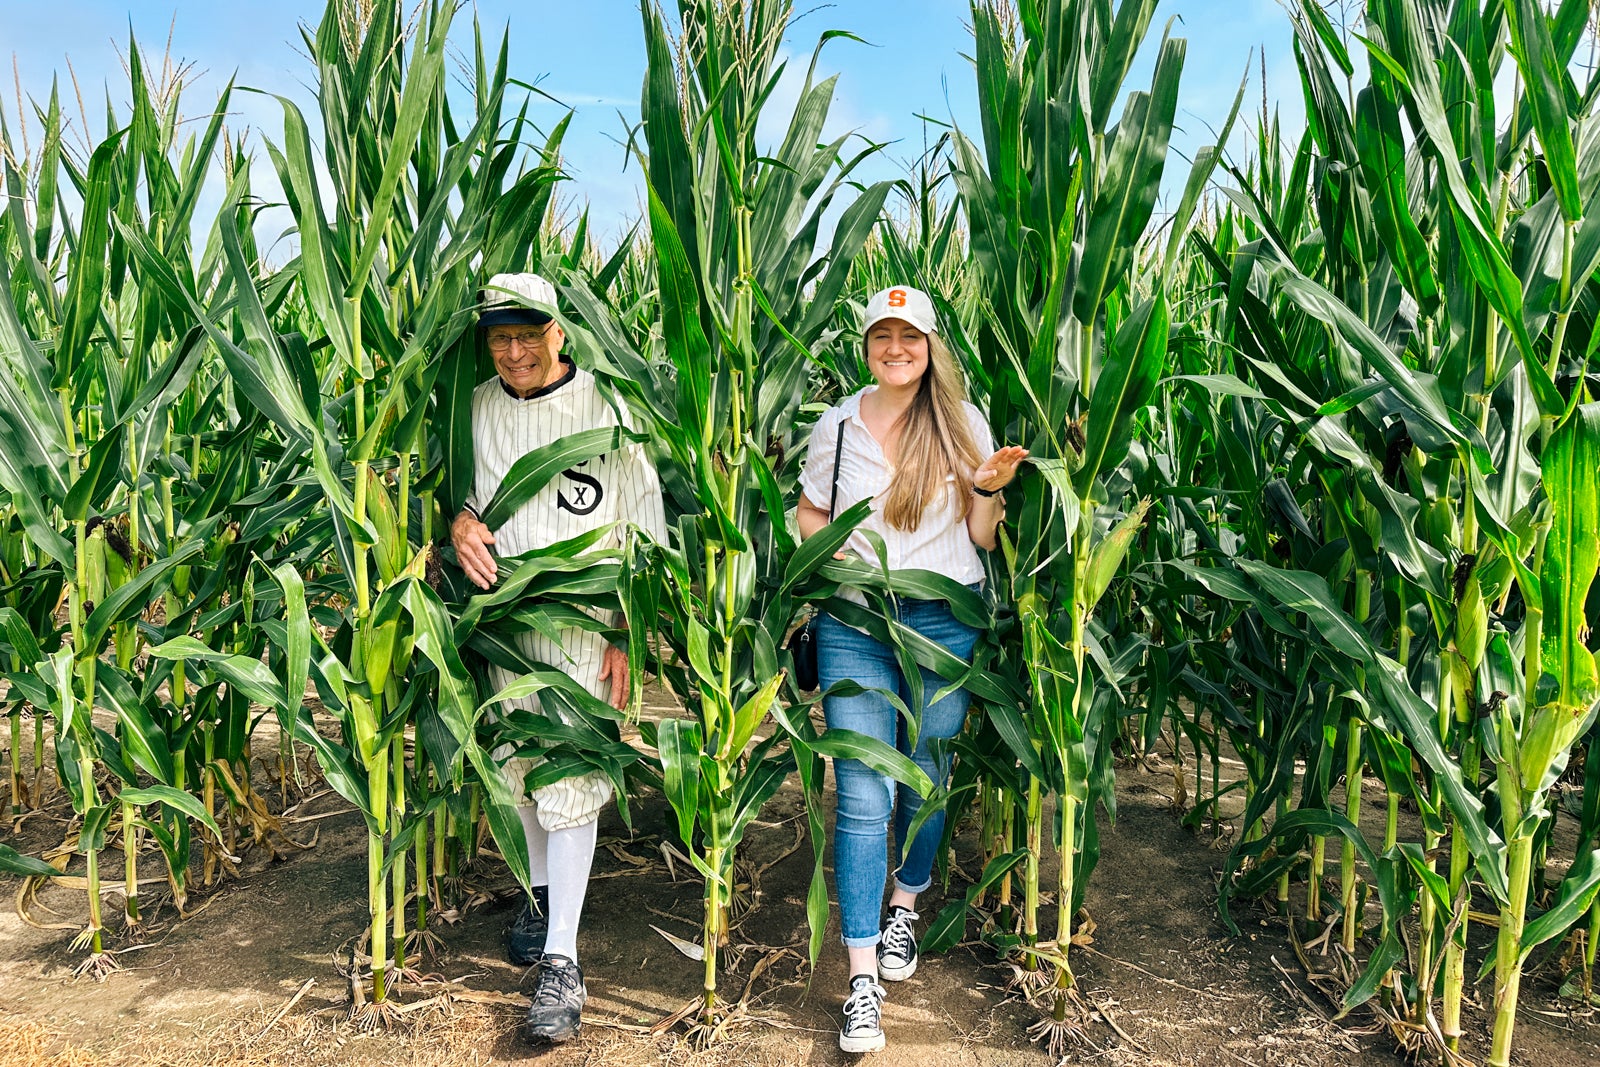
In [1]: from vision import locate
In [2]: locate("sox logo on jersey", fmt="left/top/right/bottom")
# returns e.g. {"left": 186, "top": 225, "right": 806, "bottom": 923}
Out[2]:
{"left": 557, "top": 458, "right": 605, "bottom": 516}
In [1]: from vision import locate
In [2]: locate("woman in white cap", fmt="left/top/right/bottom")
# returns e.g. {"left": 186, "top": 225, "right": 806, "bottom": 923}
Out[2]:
{"left": 796, "top": 285, "right": 1026, "bottom": 1052}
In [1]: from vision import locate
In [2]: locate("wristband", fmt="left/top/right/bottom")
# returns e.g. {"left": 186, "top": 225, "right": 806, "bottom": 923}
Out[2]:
{"left": 973, "top": 485, "right": 1000, "bottom": 498}
{"left": 462, "top": 503, "right": 481, "bottom": 520}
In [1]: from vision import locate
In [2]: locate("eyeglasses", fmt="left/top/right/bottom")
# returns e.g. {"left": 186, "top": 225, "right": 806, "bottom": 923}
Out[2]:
{"left": 486, "top": 326, "right": 554, "bottom": 352}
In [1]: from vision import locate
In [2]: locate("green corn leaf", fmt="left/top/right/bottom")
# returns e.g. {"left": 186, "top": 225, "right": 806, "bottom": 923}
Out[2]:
{"left": 1300, "top": 0, "right": 1354, "bottom": 76}
{"left": 0, "top": 446, "right": 70, "bottom": 566}
{"left": 451, "top": 527, "right": 617, "bottom": 638}
{"left": 1538, "top": 403, "right": 1600, "bottom": 715}
{"left": 145, "top": 636, "right": 288, "bottom": 712}
{"left": 0, "top": 254, "right": 68, "bottom": 482}
{"left": 1162, "top": 61, "right": 1249, "bottom": 284}
{"left": 728, "top": 746, "right": 795, "bottom": 849}
{"left": 476, "top": 673, "right": 557, "bottom": 714}
{"left": 272, "top": 562, "right": 311, "bottom": 732}
{"left": 1075, "top": 293, "right": 1169, "bottom": 494}
{"left": 724, "top": 671, "right": 785, "bottom": 763}
{"left": 808, "top": 727, "right": 934, "bottom": 798}
{"left": 62, "top": 426, "right": 124, "bottom": 522}
{"left": 638, "top": 0, "right": 698, "bottom": 280}
{"left": 1072, "top": 32, "right": 1184, "bottom": 324}
{"left": 0, "top": 842, "right": 60, "bottom": 878}
{"left": 813, "top": 560, "right": 992, "bottom": 631}
{"left": 478, "top": 426, "right": 635, "bottom": 533}
{"left": 95, "top": 668, "right": 173, "bottom": 784}
{"left": 343, "top": 6, "right": 453, "bottom": 298}
{"left": 1251, "top": 245, "right": 1488, "bottom": 469}
{"left": 922, "top": 848, "right": 1030, "bottom": 955}
{"left": 1357, "top": 26, "right": 1564, "bottom": 418}
{"left": 439, "top": 330, "right": 484, "bottom": 515}
{"left": 1091, "top": 0, "right": 1163, "bottom": 130}
{"left": 0, "top": 607, "right": 42, "bottom": 664}
{"left": 120, "top": 784, "right": 227, "bottom": 844}
{"left": 54, "top": 130, "right": 125, "bottom": 391}
{"left": 1355, "top": 79, "right": 1439, "bottom": 309}
{"left": 1520, "top": 849, "right": 1600, "bottom": 962}
{"left": 781, "top": 500, "right": 873, "bottom": 592}
{"left": 254, "top": 95, "right": 354, "bottom": 372}
{"left": 79, "top": 803, "right": 114, "bottom": 853}
{"left": 1504, "top": 0, "right": 1581, "bottom": 222}
{"left": 399, "top": 579, "right": 530, "bottom": 890}
{"left": 658, "top": 716, "right": 703, "bottom": 851}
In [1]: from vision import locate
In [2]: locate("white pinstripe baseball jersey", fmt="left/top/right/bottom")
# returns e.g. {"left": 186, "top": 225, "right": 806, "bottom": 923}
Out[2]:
{"left": 464, "top": 363, "right": 667, "bottom": 555}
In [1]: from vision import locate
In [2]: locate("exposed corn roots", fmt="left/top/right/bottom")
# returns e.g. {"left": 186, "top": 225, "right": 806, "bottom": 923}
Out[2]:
{"left": 406, "top": 927, "right": 447, "bottom": 960}
{"left": 1025, "top": 992, "right": 1090, "bottom": 1060}
{"left": 1006, "top": 956, "right": 1058, "bottom": 997}
{"left": 350, "top": 998, "right": 404, "bottom": 1032}
{"left": 71, "top": 951, "right": 121, "bottom": 982}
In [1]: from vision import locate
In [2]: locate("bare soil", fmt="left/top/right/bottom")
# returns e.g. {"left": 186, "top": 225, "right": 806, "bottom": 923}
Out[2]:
{"left": 2, "top": 720, "right": 1597, "bottom": 1067}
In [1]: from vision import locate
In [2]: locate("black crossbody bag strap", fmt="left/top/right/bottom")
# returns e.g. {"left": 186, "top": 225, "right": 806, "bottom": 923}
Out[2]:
{"left": 787, "top": 417, "right": 848, "bottom": 693}
{"left": 828, "top": 419, "right": 846, "bottom": 520}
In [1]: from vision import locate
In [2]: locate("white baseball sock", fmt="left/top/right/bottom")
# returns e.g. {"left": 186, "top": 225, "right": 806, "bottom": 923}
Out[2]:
{"left": 515, "top": 803, "right": 550, "bottom": 889}
{"left": 542, "top": 819, "right": 598, "bottom": 963}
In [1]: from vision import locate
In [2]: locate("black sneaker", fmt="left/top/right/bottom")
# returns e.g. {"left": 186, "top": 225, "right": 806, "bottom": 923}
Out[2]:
{"left": 505, "top": 886, "right": 549, "bottom": 967}
{"left": 876, "top": 905, "right": 919, "bottom": 981}
{"left": 521, "top": 953, "right": 586, "bottom": 1044}
{"left": 838, "top": 973, "right": 886, "bottom": 1053}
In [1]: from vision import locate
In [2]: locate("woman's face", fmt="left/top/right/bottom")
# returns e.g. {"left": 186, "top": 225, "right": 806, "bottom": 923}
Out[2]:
{"left": 865, "top": 317, "right": 930, "bottom": 390}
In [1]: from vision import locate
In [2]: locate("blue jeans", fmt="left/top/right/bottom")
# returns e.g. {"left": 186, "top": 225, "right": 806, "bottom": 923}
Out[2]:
{"left": 817, "top": 595, "right": 980, "bottom": 947}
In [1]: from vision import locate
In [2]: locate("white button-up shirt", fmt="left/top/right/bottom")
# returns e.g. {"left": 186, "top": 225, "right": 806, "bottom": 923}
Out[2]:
{"left": 799, "top": 388, "right": 995, "bottom": 591}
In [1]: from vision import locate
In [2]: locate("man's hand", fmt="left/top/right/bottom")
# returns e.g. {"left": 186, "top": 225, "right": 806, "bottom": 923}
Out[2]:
{"left": 598, "top": 643, "right": 630, "bottom": 711}
{"left": 452, "top": 510, "right": 498, "bottom": 589}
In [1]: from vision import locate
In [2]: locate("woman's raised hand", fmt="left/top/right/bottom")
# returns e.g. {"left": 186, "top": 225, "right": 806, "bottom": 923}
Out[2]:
{"left": 974, "top": 446, "right": 1029, "bottom": 492}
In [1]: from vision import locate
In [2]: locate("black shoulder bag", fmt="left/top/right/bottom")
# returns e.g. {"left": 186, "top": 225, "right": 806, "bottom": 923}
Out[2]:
{"left": 787, "top": 419, "right": 846, "bottom": 692}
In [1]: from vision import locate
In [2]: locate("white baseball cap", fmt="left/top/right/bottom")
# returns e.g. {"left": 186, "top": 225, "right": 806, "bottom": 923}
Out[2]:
{"left": 479, "top": 272, "right": 558, "bottom": 327}
{"left": 862, "top": 285, "right": 938, "bottom": 336}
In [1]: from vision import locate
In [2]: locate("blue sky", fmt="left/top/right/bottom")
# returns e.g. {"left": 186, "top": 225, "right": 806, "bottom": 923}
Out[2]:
{"left": 6, "top": 0, "right": 1308, "bottom": 252}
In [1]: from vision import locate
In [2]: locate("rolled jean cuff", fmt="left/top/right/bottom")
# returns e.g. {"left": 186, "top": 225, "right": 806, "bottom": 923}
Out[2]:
{"left": 894, "top": 874, "right": 932, "bottom": 895}
{"left": 841, "top": 931, "right": 882, "bottom": 949}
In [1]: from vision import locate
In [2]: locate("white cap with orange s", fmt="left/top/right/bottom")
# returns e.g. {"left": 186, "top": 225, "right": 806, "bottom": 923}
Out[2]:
{"left": 862, "top": 285, "right": 938, "bottom": 335}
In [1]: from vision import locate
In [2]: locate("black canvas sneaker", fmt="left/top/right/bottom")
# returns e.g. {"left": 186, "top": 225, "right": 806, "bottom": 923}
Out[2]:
{"left": 876, "top": 905, "right": 919, "bottom": 981}
{"left": 521, "top": 953, "right": 586, "bottom": 1044}
{"left": 838, "top": 973, "right": 887, "bottom": 1053}
{"left": 505, "top": 885, "right": 549, "bottom": 966}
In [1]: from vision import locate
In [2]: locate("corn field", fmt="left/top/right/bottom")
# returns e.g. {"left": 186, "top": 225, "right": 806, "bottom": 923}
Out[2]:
{"left": 2, "top": 1, "right": 1598, "bottom": 1064}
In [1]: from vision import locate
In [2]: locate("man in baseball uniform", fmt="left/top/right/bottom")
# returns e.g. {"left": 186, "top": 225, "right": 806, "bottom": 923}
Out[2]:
{"left": 451, "top": 272, "right": 665, "bottom": 1044}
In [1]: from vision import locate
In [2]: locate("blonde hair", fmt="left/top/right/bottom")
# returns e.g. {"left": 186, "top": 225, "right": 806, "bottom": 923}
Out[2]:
{"left": 878, "top": 331, "right": 984, "bottom": 532}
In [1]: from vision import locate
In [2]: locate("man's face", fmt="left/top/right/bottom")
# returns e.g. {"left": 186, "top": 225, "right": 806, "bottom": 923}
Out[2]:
{"left": 487, "top": 321, "right": 565, "bottom": 395}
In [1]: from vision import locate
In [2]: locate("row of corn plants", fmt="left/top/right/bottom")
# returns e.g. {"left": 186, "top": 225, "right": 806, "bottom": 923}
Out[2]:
{"left": 1147, "top": 5, "right": 1600, "bottom": 1067}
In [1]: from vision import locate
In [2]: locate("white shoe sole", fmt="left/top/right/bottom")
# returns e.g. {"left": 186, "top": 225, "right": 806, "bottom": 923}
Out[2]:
{"left": 839, "top": 1031, "right": 886, "bottom": 1053}
{"left": 877, "top": 957, "right": 916, "bottom": 982}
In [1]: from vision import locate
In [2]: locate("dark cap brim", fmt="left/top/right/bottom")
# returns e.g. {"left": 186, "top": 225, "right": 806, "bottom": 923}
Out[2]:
{"left": 479, "top": 308, "right": 552, "bottom": 328}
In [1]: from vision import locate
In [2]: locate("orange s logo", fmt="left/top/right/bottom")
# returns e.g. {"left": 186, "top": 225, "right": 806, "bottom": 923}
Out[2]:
{"left": 888, "top": 289, "right": 907, "bottom": 307}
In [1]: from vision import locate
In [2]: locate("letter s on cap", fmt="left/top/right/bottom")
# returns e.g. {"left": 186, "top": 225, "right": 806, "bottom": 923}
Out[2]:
{"left": 888, "top": 289, "right": 907, "bottom": 307}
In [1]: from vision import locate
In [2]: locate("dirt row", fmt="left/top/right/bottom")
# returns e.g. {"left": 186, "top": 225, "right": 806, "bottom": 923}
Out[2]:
{"left": 2, "top": 730, "right": 1597, "bottom": 1066}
